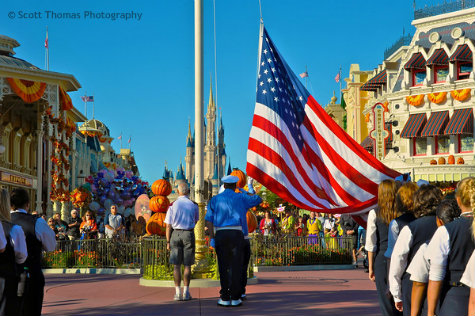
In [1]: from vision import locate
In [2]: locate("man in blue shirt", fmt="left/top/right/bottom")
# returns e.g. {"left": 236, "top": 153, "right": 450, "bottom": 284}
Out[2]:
{"left": 205, "top": 175, "right": 262, "bottom": 307}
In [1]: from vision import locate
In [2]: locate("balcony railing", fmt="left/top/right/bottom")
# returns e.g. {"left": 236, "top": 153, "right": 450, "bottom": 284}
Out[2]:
{"left": 384, "top": 34, "right": 413, "bottom": 60}
{"left": 414, "top": 0, "right": 475, "bottom": 19}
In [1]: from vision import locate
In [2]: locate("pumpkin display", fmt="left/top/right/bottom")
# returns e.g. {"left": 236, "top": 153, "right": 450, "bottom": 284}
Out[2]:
{"left": 430, "top": 159, "right": 437, "bottom": 165}
{"left": 438, "top": 157, "right": 446, "bottom": 165}
{"left": 448, "top": 155, "right": 455, "bottom": 165}
{"left": 152, "top": 179, "right": 172, "bottom": 196}
{"left": 146, "top": 212, "right": 166, "bottom": 236}
{"left": 149, "top": 195, "right": 170, "bottom": 213}
{"left": 247, "top": 211, "right": 257, "bottom": 233}
{"left": 230, "top": 168, "right": 247, "bottom": 188}
{"left": 457, "top": 157, "right": 465, "bottom": 164}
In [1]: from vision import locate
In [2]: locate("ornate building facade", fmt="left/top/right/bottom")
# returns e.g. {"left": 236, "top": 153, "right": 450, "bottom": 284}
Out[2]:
{"left": 324, "top": 91, "right": 346, "bottom": 129}
{"left": 360, "top": 4, "right": 474, "bottom": 181}
{"left": 185, "top": 83, "right": 227, "bottom": 199}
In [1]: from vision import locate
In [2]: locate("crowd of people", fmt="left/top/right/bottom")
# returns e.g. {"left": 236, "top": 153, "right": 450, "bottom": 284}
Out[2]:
{"left": 42, "top": 205, "right": 147, "bottom": 242}
{"left": 366, "top": 177, "right": 475, "bottom": 316}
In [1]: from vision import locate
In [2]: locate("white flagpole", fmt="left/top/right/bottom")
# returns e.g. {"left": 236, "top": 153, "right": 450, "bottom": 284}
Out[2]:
{"left": 84, "top": 91, "right": 87, "bottom": 118}
{"left": 120, "top": 132, "right": 123, "bottom": 149}
{"left": 45, "top": 26, "right": 49, "bottom": 71}
{"left": 92, "top": 94, "right": 95, "bottom": 119}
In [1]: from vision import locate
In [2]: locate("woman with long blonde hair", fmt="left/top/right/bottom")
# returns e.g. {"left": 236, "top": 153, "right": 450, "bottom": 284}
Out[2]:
{"left": 426, "top": 177, "right": 475, "bottom": 316}
{"left": 0, "top": 188, "right": 27, "bottom": 315}
{"left": 366, "top": 179, "right": 402, "bottom": 316}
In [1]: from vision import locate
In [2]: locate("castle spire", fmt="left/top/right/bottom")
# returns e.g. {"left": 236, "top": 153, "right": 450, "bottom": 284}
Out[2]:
{"left": 208, "top": 76, "right": 215, "bottom": 112}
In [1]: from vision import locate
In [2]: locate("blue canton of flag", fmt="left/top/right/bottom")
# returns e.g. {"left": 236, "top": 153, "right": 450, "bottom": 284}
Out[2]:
{"left": 256, "top": 28, "right": 309, "bottom": 150}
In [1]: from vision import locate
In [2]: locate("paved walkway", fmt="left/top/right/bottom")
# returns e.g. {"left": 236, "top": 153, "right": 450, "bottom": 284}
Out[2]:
{"left": 43, "top": 269, "right": 380, "bottom": 316}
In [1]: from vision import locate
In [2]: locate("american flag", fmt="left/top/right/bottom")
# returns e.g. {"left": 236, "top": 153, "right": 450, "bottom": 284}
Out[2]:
{"left": 81, "top": 96, "right": 94, "bottom": 102}
{"left": 334, "top": 71, "right": 341, "bottom": 83}
{"left": 128, "top": 137, "right": 131, "bottom": 144}
{"left": 299, "top": 71, "right": 308, "bottom": 78}
{"left": 246, "top": 26, "right": 400, "bottom": 226}
{"left": 45, "top": 30, "right": 48, "bottom": 49}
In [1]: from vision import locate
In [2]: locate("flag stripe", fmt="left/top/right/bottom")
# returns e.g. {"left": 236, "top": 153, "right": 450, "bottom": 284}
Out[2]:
{"left": 248, "top": 138, "right": 327, "bottom": 209}
{"left": 250, "top": 114, "right": 335, "bottom": 204}
{"left": 305, "top": 96, "right": 400, "bottom": 179}
{"left": 247, "top": 162, "right": 378, "bottom": 214}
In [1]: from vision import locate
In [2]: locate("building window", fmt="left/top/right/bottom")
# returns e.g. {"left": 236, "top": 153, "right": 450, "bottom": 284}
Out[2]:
{"left": 434, "top": 66, "right": 448, "bottom": 83}
{"left": 435, "top": 135, "right": 450, "bottom": 154}
{"left": 457, "top": 62, "right": 473, "bottom": 80}
{"left": 413, "top": 137, "right": 427, "bottom": 156}
{"left": 458, "top": 134, "right": 474, "bottom": 153}
{"left": 412, "top": 69, "right": 426, "bottom": 86}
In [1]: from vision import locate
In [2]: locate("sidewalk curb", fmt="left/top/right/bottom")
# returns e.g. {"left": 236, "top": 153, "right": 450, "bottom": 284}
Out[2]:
{"left": 253, "top": 264, "right": 355, "bottom": 272}
{"left": 43, "top": 268, "right": 141, "bottom": 275}
{"left": 139, "top": 276, "right": 258, "bottom": 288}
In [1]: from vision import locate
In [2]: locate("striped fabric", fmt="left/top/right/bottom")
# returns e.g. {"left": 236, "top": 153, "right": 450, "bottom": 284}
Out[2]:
{"left": 361, "top": 70, "right": 387, "bottom": 91}
{"left": 404, "top": 53, "right": 426, "bottom": 70}
{"left": 444, "top": 108, "right": 474, "bottom": 135}
{"left": 450, "top": 44, "right": 473, "bottom": 63}
{"left": 427, "top": 49, "right": 449, "bottom": 66}
{"left": 247, "top": 25, "right": 400, "bottom": 225}
{"left": 400, "top": 113, "right": 427, "bottom": 138}
{"left": 420, "top": 111, "right": 449, "bottom": 137}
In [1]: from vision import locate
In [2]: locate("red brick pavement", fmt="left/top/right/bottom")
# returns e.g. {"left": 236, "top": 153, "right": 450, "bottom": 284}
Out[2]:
{"left": 43, "top": 269, "right": 380, "bottom": 316}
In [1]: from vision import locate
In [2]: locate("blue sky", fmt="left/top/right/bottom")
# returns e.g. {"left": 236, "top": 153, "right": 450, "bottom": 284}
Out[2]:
{"left": 1, "top": 0, "right": 415, "bottom": 183}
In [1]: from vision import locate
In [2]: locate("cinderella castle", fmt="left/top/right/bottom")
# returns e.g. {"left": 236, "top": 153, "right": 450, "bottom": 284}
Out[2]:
{"left": 163, "top": 83, "right": 229, "bottom": 201}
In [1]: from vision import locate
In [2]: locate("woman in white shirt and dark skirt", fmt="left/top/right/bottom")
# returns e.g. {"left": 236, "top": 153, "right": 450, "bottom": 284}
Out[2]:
{"left": 426, "top": 177, "right": 475, "bottom": 316}
{"left": 366, "top": 179, "right": 402, "bottom": 316}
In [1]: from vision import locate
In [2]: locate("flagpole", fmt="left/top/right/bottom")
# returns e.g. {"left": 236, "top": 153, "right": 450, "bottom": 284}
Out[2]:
{"left": 120, "top": 132, "right": 123, "bottom": 149}
{"left": 339, "top": 66, "right": 342, "bottom": 97}
{"left": 92, "top": 93, "right": 95, "bottom": 119}
{"left": 45, "top": 26, "right": 49, "bottom": 71}
{"left": 84, "top": 91, "right": 87, "bottom": 118}
{"left": 305, "top": 65, "right": 308, "bottom": 89}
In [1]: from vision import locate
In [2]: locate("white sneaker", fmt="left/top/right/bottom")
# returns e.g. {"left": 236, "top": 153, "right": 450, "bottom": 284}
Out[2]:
{"left": 217, "top": 298, "right": 231, "bottom": 306}
{"left": 231, "top": 299, "right": 242, "bottom": 306}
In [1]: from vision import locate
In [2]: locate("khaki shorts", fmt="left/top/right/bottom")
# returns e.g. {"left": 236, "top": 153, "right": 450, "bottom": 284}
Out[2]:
{"left": 170, "top": 230, "right": 195, "bottom": 266}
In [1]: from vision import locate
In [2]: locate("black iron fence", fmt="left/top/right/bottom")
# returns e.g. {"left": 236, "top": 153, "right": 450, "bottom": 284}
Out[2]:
{"left": 42, "top": 239, "right": 142, "bottom": 269}
{"left": 251, "top": 235, "right": 353, "bottom": 266}
{"left": 41, "top": 235, "right": 353, "bottom": 275}
{"left": 414, "top": 0, "right": 475, "bottom": 19}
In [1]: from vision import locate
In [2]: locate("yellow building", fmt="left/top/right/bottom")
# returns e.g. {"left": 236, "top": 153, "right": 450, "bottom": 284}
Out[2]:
{"left": 342, "top": 64, "right": 372, "bottom": 143}
{"left": 0, "top": 34, "right": 81, "bottom": 216}
{"left": 324, "top": 91, "right": 346, "bottom": 129}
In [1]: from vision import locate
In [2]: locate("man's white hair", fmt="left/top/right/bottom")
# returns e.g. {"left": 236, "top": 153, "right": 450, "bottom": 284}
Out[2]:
{"left": 177, "top": 182, "right": 190, "bottom": 195}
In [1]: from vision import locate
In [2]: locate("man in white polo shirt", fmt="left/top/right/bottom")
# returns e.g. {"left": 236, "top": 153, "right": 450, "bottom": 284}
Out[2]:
{"left": 165, "top": 182, "right": 199, "bottom": 301}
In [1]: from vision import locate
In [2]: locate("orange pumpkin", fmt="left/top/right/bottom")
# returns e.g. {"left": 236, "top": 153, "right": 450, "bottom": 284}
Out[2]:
{"left": 448, "top": 155, "right": 455, "bottom": 165}
{"left": 146, "top": 212, "right": 166, "bottom": 236}
{"left": 457, "top": 157, "right": 465, "bottom": 164}
{"left": 149, "top": 195, "right": 170, "bottom": 213}
{"left": 230, "top": 168, "right": 246, "bottom": 188}
{"left": 247, "top": 211, "right": 257, "bottom": 233}
{"left": 152, "top": 179, "right": 172, "bottom": 196}
{"left": 438, "top": 157, "right": 446, "bottom": 165}
{"left": 430, "top": 159, "right": 437, "bottom": 165}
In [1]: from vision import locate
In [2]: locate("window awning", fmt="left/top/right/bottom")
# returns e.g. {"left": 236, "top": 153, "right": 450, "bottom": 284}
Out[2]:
{"left": 404, "top": 53, "right": 426, "bottom": 70}
{"left": 420, "top": 111, "right": 449, "bottom": 137}
{"left": 450, "top": 44, "right": 473, "bottom": 63}
{"left": 444, "top": 108, "right": 473, "bottom": 135}
{"left": 427, "top": 49, "right": 449, "bottom": 66}
{"left": 360, "top": 70, "right": 387, "bottom": 91}
{"left": 401, "top": 113, "right": 427, "bottom": 138}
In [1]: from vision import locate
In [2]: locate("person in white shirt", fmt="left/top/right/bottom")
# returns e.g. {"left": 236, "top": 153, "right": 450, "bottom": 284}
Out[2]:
{"left": 407, "top": 199, "right": 460, "bottom": 316}
{"left": 461, "top": 250, "right": 475, "bottom": 316}
{"left": 366, "top": 179, "right": 401, "bottom": 316}
{"left": 10, "top": 188, "right": 56, "bottom": 316}
{"left": 0, "top": 188, "right": 27, "bottom": 315}
{"left": 389, "top": 185, "right": 443, "bottom": 316}
{"left": 426, "top": 177, "right": 475, "bottom": 316}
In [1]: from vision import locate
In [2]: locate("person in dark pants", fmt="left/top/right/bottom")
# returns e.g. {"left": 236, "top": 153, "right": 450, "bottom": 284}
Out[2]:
{"left": 0, "top": 189, "right": 27, "bottom": 316}
{"left": 340, "top": 214, "right": 359, "bottom": 266}
{"left": 389, "top": 184, "right": 443, "bottom": 316}
{"left": 426, "top": 177, "right": 475, "bottom": 316}
{"left": 366, "top": 179, "right": 402, "bottom": 316}
{"left": 10, "top": 188, "right": 56, "bottom": 316}
{"left": 205, "top": 175, "right": 261, "bottom": 307}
